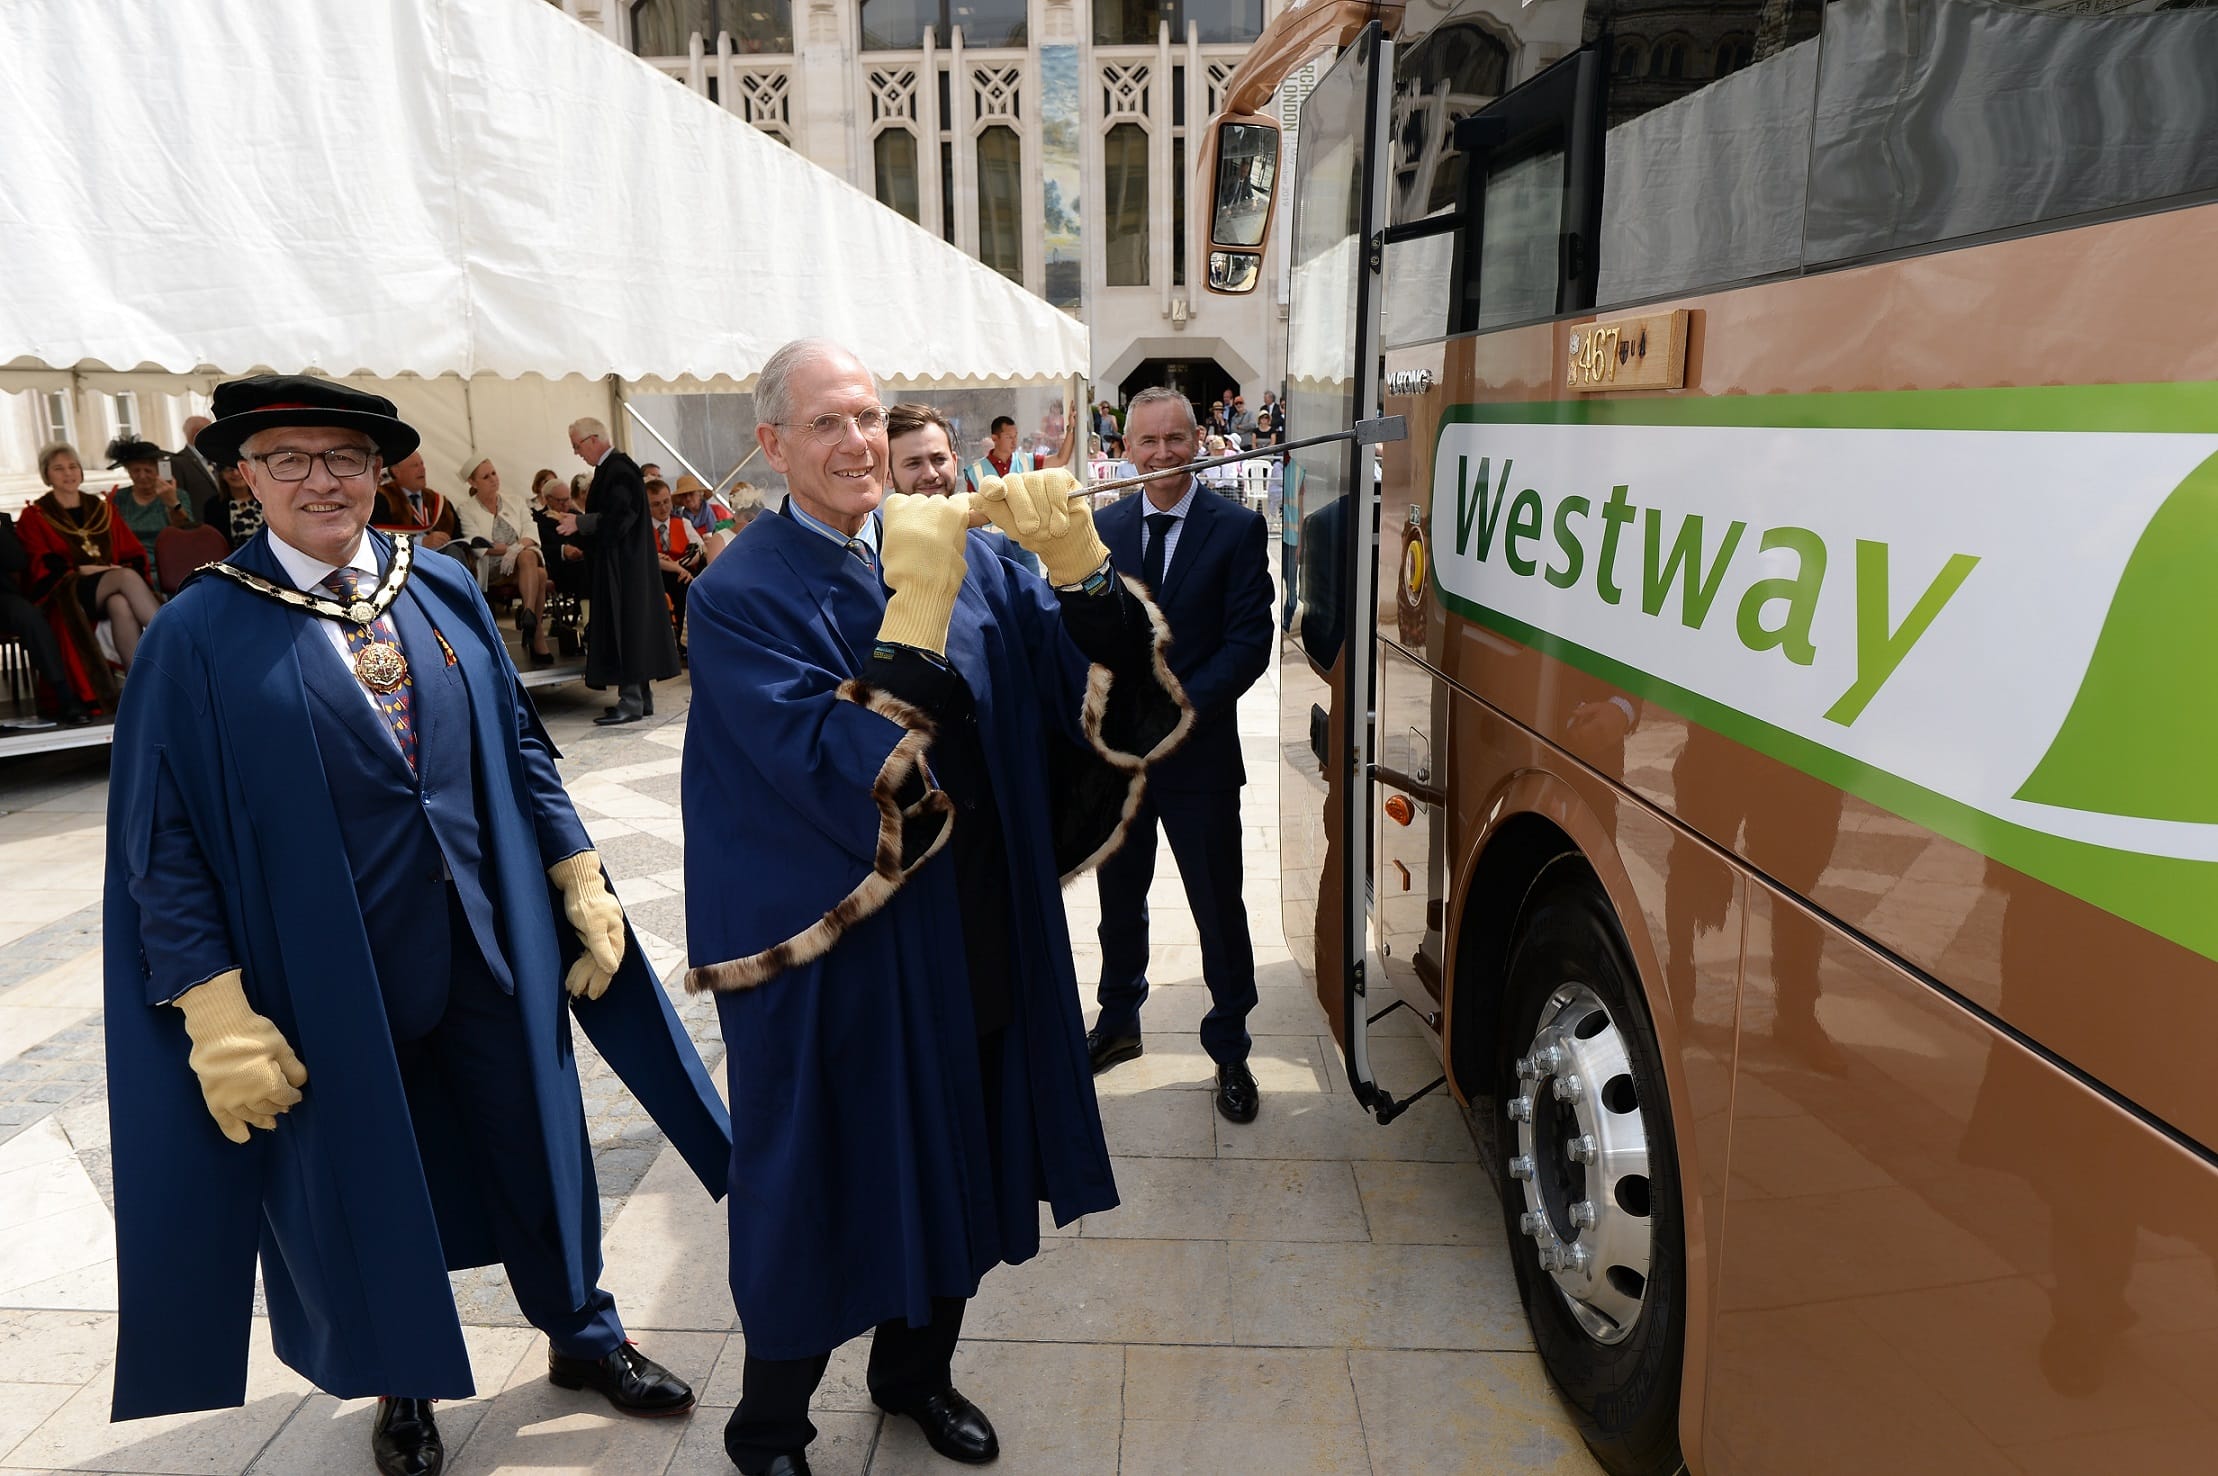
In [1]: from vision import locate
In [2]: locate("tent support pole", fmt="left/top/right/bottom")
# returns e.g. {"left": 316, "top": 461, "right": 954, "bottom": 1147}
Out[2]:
{"left": 620, "top": 397, "right": 712, "bottom": 489}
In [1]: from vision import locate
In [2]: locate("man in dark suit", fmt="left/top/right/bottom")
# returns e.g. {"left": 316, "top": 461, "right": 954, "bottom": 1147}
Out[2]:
{"left": 1087, "top": 386, "right": 1276, "bottom": 1123}
{"left": 173, "top": 415, "right": 225, "bottom": 522}
{"left": 558, "top": 417, "right": 682, "bottom": 725}
{"left": 104, "top": 378, "right": 730, "bottom": 1475}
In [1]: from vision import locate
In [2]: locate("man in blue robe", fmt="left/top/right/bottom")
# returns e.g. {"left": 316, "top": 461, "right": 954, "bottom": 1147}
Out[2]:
{"left": 681, "top": 341, "right": 1192, "bottom": 1476}
{"left": 103, "top": 377, "right": 732, "bottom": 1476}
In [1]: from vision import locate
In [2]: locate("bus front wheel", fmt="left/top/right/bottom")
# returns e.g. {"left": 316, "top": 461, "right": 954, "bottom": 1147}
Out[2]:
{"left": 1493, "top": 861, "right": 1686, "bottom": 1476}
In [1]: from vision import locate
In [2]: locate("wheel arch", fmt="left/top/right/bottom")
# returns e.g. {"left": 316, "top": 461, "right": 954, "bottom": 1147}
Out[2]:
{"left": 1439, "top": 765, "right": 1717, "bottom": 1473}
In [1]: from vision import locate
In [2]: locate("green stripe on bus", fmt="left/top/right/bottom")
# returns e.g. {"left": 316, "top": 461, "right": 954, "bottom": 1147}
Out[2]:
{"left": 1433, "top": 382, "right": 2218, "bottom": 436}
{"left": 1435, "top": 585, "right": 2218, "bottom": 966}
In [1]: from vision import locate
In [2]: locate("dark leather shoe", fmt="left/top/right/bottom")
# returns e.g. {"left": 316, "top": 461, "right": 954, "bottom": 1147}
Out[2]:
{"left": 1215, "top": 1060, "right": 1260, "bottom": 1124}
{"left": 1086, "top": 1027, "right": 1142, "bottom": 1075}
{"left": 878, "top": 1386, "right": 999, "bottom": 1464}
{"left": 594, "top": 707, "right": 644, "bottom": 726}
{"left": 547, "top": 1341, "right": 696, "bottom": 1415}
{"left": 371, "top": 1397, "right": 443, "bottom": 1476}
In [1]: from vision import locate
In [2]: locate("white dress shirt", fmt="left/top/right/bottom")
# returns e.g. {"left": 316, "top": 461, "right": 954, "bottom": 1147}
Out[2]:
{"left": 268, "top": 528, "right": 394, "bottom": 732}
{"left": 1140, "top": 477, "right": 1200, "bottom": 579}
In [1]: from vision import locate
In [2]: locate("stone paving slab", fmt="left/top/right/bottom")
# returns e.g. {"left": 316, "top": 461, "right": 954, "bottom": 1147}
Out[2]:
{"left": 0, "top": 650, "right": 1604, "bottom": 1474}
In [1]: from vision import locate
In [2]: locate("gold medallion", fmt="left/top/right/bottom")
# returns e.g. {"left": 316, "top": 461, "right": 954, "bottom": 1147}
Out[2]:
{"left": 353, "top": 642, "right": 409, "bottom": 693}
{"left": 347, "top": 599, "right": 378, "bottom": 623}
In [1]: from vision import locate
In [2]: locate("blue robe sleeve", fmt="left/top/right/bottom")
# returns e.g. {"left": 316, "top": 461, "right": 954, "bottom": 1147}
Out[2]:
{"left": 114, "top": 646, "right": 237, "bottom": 1007}
{"left": 507, "top": 662, "right": 592, "bottom": 863}
{"left": 987, "top": 556, "right": 1196, "bottom": 878}
{"left": 681, "top": 574, "right": 955, "bottom": 992}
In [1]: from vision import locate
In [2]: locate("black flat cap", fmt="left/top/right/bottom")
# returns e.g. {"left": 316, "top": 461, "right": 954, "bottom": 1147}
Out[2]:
{"left": 194, "top": 375, "right": 420, "bottom": 466}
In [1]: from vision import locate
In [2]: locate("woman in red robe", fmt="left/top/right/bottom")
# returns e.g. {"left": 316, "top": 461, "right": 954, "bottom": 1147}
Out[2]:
{"left": 17, "top": 442, "right": 158, "bottom": 715}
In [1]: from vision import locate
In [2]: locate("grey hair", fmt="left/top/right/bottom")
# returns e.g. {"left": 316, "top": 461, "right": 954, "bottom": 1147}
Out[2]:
{"left": 756, "top": 339, "right": 874, "bottom": 430}
{"left": 35, "top": 441, "right": 80, "bottom": 483}
{"left": 568, "top": 416, "right": 608, "bottom": 441}
{"left": 1126, "top": 386, "right": 1197, "bottom": 429}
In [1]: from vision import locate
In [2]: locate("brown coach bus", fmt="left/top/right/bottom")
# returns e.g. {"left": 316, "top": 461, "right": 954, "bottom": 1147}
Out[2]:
{"left": 1197, "top": 1, "right": 2218, "bottom": 1471}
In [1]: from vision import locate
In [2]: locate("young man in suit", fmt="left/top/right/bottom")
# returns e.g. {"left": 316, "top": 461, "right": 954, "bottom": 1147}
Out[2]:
{"left": 1087, "top": 386, "right": 1276, "bottom": 1123}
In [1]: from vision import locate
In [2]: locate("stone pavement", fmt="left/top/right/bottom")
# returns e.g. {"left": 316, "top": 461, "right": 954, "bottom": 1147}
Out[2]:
{"left": 0, "top": 637, "right": 1603, "bottom": 1474}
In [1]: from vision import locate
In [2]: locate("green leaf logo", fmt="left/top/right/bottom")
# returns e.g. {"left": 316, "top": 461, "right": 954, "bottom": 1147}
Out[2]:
{"left": 2015, "top": 450, "right": 2218, "bottom": 824}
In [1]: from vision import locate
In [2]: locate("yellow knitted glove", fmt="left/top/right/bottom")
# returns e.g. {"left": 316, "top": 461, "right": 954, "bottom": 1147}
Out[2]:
{"left": 549, "top": 849, "right": 625, "bottom": 1000}
{"left": 174, "top": 970, "right": 308, "bottom": 1144}
{"left": 974, "top": 469, "right": 1109, "bottom": 587}
{"left": 877, "top": 492, "right": 974, "bottom": 656}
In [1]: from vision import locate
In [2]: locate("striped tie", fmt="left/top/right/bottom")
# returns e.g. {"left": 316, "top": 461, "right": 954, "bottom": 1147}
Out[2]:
{"left": 322, "top": 569, "right": 418, "bottom": 771}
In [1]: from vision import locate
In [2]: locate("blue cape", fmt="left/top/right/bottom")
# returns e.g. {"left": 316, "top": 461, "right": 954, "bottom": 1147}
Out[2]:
{"left": 681, "top": 512, "right": 1121, "bottom": 1359}
{"left": 101, "top": 531, "right": 730, "bottom": 1418}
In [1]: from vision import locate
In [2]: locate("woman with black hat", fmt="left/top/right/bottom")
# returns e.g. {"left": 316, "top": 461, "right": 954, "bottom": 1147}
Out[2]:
{"left": 104, "top": 435, "right": 198, "bottom": 543}
{"left": 15, "top": 440, "right": 159, "bottom": 716}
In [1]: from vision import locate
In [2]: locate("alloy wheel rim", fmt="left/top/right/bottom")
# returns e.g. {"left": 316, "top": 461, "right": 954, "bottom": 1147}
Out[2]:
{"left": 1507, "top": 981, "right": 1655, "bottom": 1345}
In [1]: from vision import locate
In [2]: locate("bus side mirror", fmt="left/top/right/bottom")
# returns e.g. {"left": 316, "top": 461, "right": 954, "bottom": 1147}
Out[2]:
{"left": 1201, "top": 115, "right": 1280, "bottom": 296}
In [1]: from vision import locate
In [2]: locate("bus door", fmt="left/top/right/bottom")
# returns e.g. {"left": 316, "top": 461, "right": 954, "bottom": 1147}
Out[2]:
{"left": 1278, "top": 20, "right": 1412, "bottom": 1117}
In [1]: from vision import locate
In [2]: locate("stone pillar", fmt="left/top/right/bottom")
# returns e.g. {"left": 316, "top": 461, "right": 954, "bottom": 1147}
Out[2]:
{"left": 951, "top": 27, "right": 978, "bottom": 257}
{"left": 799, "top": 0, "right": 860, "bottom": 181}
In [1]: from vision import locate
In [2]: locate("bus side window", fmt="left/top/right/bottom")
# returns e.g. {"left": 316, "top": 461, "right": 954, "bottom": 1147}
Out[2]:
{"left": 1805, "top": 0, "right": 2218, "bottom": 262}
{"left": 1592, "top": 0, "right": 1826, "bottom": 310}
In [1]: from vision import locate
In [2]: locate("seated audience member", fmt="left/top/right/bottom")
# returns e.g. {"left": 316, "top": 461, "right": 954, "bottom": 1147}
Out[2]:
{"left": 646, "top": 478, "right": 698, "bottom": 645}
{"left": 0, "top": 507, "right": 93, "bottom": 725}
{"left": 373, "top": 450, "right": 461, "bottom": 552}
{"left": 638, "top": 463, "right": 663, "bottom": 487}
{"left": 570, "top": 471, "right": 594, "bottom": 506}
{"left": 535, "top": 477, "right": 593, "bottom": 599}
{"left": 531, "top": 467, "right": 564, "bottom": 504}
{"left": 16, "top": 442, "right": 159, "bottom": 717}
{"left": 458, "top": 456, "right": 553, "bottom": 665}
{"left": 105, "top": 437, "right": 196, "bottom": 543}
{"left": 198, "top": 460, "right": 267, "bottom": 548}
{"left": 671, "top": 473, "right": 737, "bottom": 564}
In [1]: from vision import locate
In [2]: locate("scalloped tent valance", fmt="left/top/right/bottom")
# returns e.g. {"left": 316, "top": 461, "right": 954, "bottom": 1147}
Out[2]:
{"left": 0, "top": 0, "right": 1086, "bottom": 389}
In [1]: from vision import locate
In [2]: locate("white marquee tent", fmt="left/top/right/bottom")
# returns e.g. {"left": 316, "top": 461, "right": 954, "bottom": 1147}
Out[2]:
{"left": 0, "top": 0, "right": 1087, "bottom": 487}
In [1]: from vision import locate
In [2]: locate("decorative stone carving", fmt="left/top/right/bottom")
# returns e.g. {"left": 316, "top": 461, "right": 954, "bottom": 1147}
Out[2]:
{"left": 869, "top": 67, "right": 918, "bottom": 125}
{"left": 972, "top": 64, "right": 1022, "bottom": 123}
{"left": 1101, "top": 62, "right": 1150, "bottom": 121}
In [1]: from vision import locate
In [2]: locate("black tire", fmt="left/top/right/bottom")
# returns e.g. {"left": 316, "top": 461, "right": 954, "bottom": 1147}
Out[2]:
{"left": 1493, "top": 859, "right": 1686, "bottom": 1476}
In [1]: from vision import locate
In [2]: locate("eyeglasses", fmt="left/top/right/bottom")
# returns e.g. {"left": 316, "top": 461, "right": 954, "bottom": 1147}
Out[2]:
{"left": 243, "top": 447, "right": 376, "bottom": 481}
{"left": 776, "top": 407, "right": 889, "bottom": 447}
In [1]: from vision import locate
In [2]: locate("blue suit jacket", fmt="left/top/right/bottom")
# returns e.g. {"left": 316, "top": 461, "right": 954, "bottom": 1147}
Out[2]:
{"left": 1097, "top": 485, "right": 1274, "bottom": 792}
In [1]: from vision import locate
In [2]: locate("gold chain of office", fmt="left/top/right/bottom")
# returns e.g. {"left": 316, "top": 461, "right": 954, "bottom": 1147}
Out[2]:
{"left": 202, "top": 534, "right": 419, "bottom": 693}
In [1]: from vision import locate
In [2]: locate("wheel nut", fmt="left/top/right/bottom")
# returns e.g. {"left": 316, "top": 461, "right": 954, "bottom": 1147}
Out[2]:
{"left": 1552, "top": 1074, "right": 1584, "bottom": 1103}
{"left": 1566, "top": 1243, "right": 1593, "bottom": 1274}
{"left": 1533, "top": 1043, "right": 1565, "bottom": 1074}
{"left": 1518, "top": 1211, "right": 1544, "bottom": 1237}
{"left": 1508, "top": 1154, "right": 1535, "bottom": 1181}
{"left": 1567, "top": 1134, "right": 1598, "bottom": 1164}
{"left": 1507, "top": 1095, "right": 1533, "bottom": 1122}
{"left": 1514, "top": 1055, "right": 1538, "bottom": 1081}
{"left": 1570, "top": 1200, "right": 1597, "bottom": 1228}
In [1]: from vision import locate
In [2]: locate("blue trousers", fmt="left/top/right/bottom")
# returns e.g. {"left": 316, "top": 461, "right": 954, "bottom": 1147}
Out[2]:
{"left": 390, "top": 891, "right": 626, "bottom": 1372}
{"left": 1094, "top": 790, "right": 1256, "bottom": 1066}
